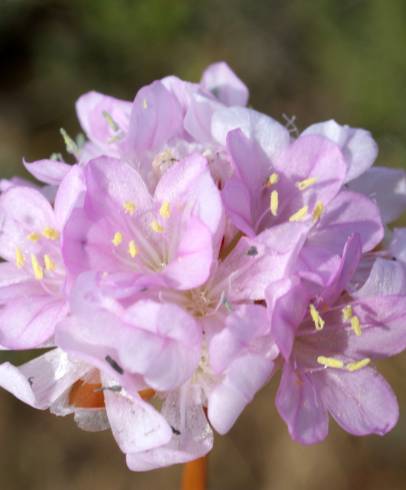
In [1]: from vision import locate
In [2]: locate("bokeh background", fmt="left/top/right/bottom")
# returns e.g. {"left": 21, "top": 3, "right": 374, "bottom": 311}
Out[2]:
{"left": 1, "top": 0, "right": 406, "bottom": 489}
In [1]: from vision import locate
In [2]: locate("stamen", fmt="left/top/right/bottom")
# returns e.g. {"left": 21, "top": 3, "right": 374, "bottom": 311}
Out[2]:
{"left": 60, "top": 128, "right": 78, "bottom": 154}
{"left": 266, "top": 172, "right": 279, "bottom": 186}
{"left": 15, "top": 248, "right": 25, "bottom": 269}
{"left": 44, "top": 254, "right": 56, "bottom": 272}
{"left": 309, "top": 304, "right": 325, "bottom": 330}
{"left": 346, "top": 358, "right": 371, "bottom": 372}
{"left": 351, "top": 315, "right": 362, "bottom": 336}
{"left": 150, "top": 220, "right": 164, "bottom": 233}
{"left": 128, "top": 240, "right": 138, "bottom": 258}
{"left": 296, "top": 177, "right": 317, "bottom": 191}
{"left": 152, "top": 149, "right": 176, "bottom": 175}
{"left": 123, "top": 201, "right": 136, "bottom": 215}
{"left": 112, "top": 232, "right": 123, "bottom": 247}
{"left": 317, "top": 356, "right": 344, "bottom": 369}
{"left": 31, "top": 254, "right": 44, "bottom": 280}
{"left": 270, "top": 190, "right": 279, "bottom": 216}
{"left": 342, "top": 305, "right": 353, "bottom": 322}
{"left": 42, "top": 227, "right": 60, "bottom": 240}
{"left": 312, "top": 201, "right": 324, "bottom": 222}
{"left": 159, "top": 201, "right": 171, "bottom": 219}
{"left": 27, "top": 232, "right": 41, "bottom": 242}
{"left": 289, "top": 205, "right": 308, "bottom": 222}
{"left": 143, "top": 98, "right": 148, "bottom": 109}
{"left": 102, "top": 110, "right": 120, "bottom": 132}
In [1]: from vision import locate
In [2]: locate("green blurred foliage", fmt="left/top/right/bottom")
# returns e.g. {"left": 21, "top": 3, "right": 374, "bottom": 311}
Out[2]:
{"left": 0, "top": 1, "right": 406, "bottom": 489}
{"left": 1, "top": 0, "right": 406, "bottom": 174}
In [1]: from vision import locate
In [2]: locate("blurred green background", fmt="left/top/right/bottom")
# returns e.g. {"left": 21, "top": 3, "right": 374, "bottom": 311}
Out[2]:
{"left": 1, "top": 0, "right": 406, "bottom": 489}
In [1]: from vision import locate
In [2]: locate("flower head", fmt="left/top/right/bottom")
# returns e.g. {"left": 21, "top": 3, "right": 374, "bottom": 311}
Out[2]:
{"left": 1, "top": 62, "right": 406, "bottom": 473}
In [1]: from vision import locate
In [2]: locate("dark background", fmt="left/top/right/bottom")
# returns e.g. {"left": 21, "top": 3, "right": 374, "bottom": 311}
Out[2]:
{"left": 0, "top": 1, "right": 406, "bottom": 489}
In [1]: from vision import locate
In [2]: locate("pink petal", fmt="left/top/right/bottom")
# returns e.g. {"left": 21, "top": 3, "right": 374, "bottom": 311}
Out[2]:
{"left": 316, "top": 368, "right": 398, "bottom": 436}
{"left": 54, "top": 164, "right": 86, "bottom": 227}
{"left": 222, "top": 176, "right": 255, "bottom": 236}
{"left": 123, "top": 301, "right": 201, "bottom": 390}
{"left": 184, "top": 92, "right": 223, "bottom": 142}
{"left": 0, "top": 295, "right": 67, "bottom": 349}
{"left": 344, "top": 296, "right": 406, "bottom": 358}
{"left": 104, "top": 388, "right": 172, "bottom": 454}
{"left": 276, "top": 363, "right": 329, "bottom": 444}
{"left": 155, "top": 153, "right": 223, "bottom": 236}
{"left": 266, "top": 276, "right": 310, "bottom": 359}
{"left": 302, "top": 120, "right": 378, "bottom": 182}
{"left": 390, "top": 228, "right": 406, "bottom": 263}
{"left": 76, "top": 91, "right": 131, "bottom": 150}
{"left": 349, "top": 167, "right": 406, "bottom": 223}
{"left": 84, "top": 157, "right": 153, "bottom": 217}
{"left": 0, "top": 349, "right": 88, "bottom": 408}
{"left": 208, "top": 354, "right": 274, "bottom": 434}
{"left": 23, "top": 159, "right": 71, "bottom": 185}
{"left": 273, "top": 134, "right": 347, "bottom": 207}
{"left": 320, "top": 233, "right": 362, "bottom": 305}
{"left": 212, "top": 106, "right": 290, "bottom": 160}
{"left": 200, "top": 61, "right": 249, "bottom": 106}
{"left": 209, "top": 304, "right": 270, "bottom": 373}
{"left": 0, "top": 187, "right": 56, "bottom": 261}
{"left": 125, "top": 81, "right": 183, "bottom": 156}
{"left": 353, "top": 257, "right": 406, "bottom": 297}
{"left": 222, "top": 128, "right": 271, "bottom": 234}
{"left": 0, "top": 262, "right": 36, "bottom": 302}
{"left": 310, "top": 190, "right": 384, "bottom": 256}
{"left": 163, "top": 218, "right": 213, "bottom": 290}
{"left": 127, "top": 386, "right": 213, "bottom": 470}
{"left": 161, "top": 75, "right": 198, "bottom": 112}
{"left": 217, "top": 222, "right": 307, "bottom": 302}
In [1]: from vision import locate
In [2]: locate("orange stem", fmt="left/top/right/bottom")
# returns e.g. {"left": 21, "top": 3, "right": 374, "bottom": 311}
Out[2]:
{"left": 181, "top": 456, "right": 208, "bottom": 490}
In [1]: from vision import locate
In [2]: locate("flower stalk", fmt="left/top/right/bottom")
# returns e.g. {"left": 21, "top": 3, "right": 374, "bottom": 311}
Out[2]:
{"left": 181, "top": 456, "right": 207, "bottom": 490}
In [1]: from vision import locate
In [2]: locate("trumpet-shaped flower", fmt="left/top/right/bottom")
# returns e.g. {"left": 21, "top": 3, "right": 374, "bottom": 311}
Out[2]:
{"left": 267, "top": 234, "right": 406, "bottom": 443}
{"left": 0, "top": 186, "right": 69, "bottom": 348}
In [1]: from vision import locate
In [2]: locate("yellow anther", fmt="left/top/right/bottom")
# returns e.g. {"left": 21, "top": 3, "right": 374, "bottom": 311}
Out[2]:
{"left": 350, "top": 315, "right": 362, "bottom": 336}
{"left": 42, "top": 227, "right": 60, "bottom": 240}
{"left": 15, "top": 248, "right": 25, "bottom": 269}
{"left": 267, "top": 172, "right": 280, "bottom": 186}
{"left": 27, "top": 232, "right": 41, "bottom": 242}
{"left": 112, "top": 232, "right": 123, "bottom": 247}
{"left": 342, "top": 305, "right": 353, "bottom": 322}
{"left": 123, "top": 201, "right": 136, "bottom": 215}
{"left": 296, "top": 177, "right": 317, "bottom": 191}
{"left": 128, "top": 240, "right": 138, "bottom": 258}
{"left": 44, "top": 254, "right": 56, "bottom": 272}
{"left": 143, "top": 98, "right": 148, "bottom": 109}
{"left": 270, "top": 190, "right": 279, "bottom": 216}
{"left": 317, "top": 356, "right": 344, "bottom": 369}
{"left": 289, "top": 205, "right": 308, "bottom": 222}
{"left": 102, "top": 110, "right": 120, "bottom": 132}
{"left": 309, "top": 304, "right": 325, "bottom": 330}
{"left": 346, "top": 358, "right": 371, "bottom": 372}
{"left": 31, "top": 254, "right": 44, "bottom": 281}
{"left": 150, "top": 220, "right": 164, "bottom": 233}
{"left": 159, "top": 201, "right": 171, "bottom": 219}
{"left": 312, "top": 201, "right": 324, "bottom": 223}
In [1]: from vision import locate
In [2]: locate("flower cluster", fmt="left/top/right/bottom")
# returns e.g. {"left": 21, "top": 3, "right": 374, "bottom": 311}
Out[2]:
{"left": 1, "top": 62, "right": 406, "bottom": 470}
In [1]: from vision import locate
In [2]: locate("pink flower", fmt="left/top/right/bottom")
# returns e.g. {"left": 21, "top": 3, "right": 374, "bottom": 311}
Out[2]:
{"left": 0, "top": 186, "right": 69, "bottom": 348}
{"left": 268, "top": 234, "right": 406, "bottom": 443}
